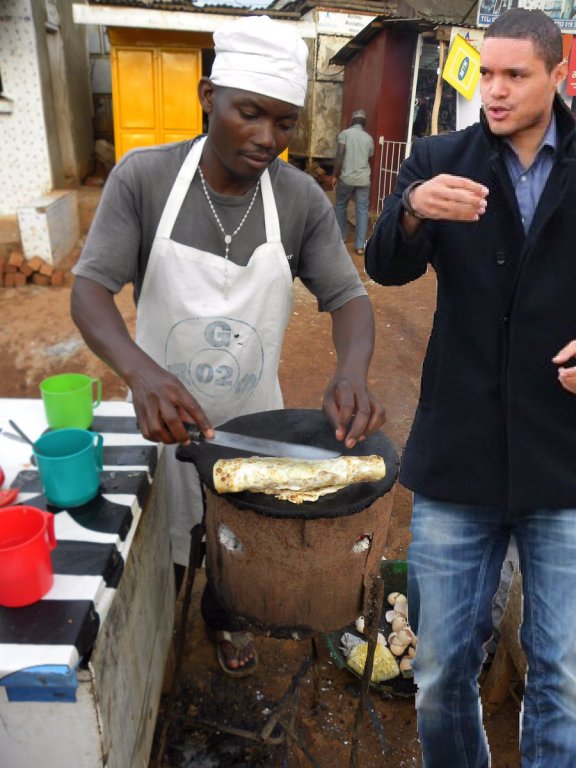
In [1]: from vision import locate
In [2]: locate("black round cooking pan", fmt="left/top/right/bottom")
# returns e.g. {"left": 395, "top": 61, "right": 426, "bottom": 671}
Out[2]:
{"left": 176, "top": 408, "right": 399, "bottom": 519}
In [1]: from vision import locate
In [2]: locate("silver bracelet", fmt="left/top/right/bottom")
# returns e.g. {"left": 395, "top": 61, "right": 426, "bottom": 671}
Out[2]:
{"left": 401, "top": 181, "right": 428, "bottom": 220}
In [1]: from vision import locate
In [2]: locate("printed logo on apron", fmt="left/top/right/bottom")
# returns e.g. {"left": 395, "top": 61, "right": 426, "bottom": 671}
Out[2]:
{"left": 165, "top": 316, "right": 263, "bottom": 406}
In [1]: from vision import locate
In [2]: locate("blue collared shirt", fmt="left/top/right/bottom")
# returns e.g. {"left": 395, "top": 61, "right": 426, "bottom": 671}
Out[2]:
{"left": 502, "top": 115, "right": 557, "bottom": 233}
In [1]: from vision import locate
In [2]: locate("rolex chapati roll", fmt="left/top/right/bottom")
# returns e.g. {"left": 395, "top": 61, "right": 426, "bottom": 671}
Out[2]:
{"left": 213, "top": 455, "right": 386, "bottom": 503}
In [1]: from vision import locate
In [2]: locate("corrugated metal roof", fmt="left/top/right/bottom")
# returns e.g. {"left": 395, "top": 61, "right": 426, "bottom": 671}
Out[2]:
{"left": 194, "top": 0, "right": 275, "bottom": 7}
{"left": 88, "top": 0, "right": 478, "bottom": 17}
{"left": 329, "top": 14, "right": 420, "bottom": 65}
{"left": 330, "top": 2, "right": 479, "bottom": 65}
{"left": 85, "top": 0, "right": 477, "bottom": 19}
{"left": 403, "top": 0, "right": 478, "bottom": 24}
{"left": 274, "top": 0, "right": 477, "bottom": 22}
{"left": 86, "top": 0, "right": 277, "bottom": 10}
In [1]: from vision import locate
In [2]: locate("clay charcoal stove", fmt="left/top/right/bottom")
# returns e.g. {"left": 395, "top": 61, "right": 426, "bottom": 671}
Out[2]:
{"left": 177, "top": 408, "right": 399, "bottom": 638}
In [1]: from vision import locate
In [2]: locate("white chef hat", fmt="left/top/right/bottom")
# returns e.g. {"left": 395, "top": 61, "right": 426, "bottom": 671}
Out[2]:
{"left": 210, "top": 16, "right": 308, "bottom": 107}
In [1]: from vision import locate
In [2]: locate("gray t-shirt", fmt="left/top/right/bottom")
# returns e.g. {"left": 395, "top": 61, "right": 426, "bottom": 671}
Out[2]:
{"left": 73, "top": 138, "right": 366, "bottom": 312}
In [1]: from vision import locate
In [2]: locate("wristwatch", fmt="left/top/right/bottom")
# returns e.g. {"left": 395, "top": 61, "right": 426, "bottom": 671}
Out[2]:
{"left": 401, "top": 181, "right": 428, "bottom": 220}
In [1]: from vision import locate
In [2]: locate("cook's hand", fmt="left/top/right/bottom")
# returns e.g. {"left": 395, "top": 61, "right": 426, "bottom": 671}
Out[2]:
{"left": 410, "top": 174, "right": 489, "bottom": 222}
{"left": 128, "top": 362, "right": 214, "bottom": 444}
{"left": 322, "top": 377, "right": 386, "bottom": 449}
{"left": 552, "top": 341, "right": 576, "bottom": 395}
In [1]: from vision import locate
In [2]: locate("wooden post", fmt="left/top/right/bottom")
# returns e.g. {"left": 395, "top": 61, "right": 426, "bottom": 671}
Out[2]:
{"left": 431, "top": 41, "right": 446, "bottom": 136}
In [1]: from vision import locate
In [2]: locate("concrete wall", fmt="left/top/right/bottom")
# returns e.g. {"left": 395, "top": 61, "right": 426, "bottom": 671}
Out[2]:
{"left": 284, "top": 11, "right": 376, "bottom": 165}
{"left": 0, "top": 0, "right": 54, "bottom": 215}
{"left": 32, "top": 0, "right": 66, "bottom": 190}
{"left": 0, "top": 0, "right": 93, "bottom": 217}
{"left": 87, "top": 24, "right": 113, "bottom": 144}
{"left": 54, "top": 0, "right": 94, "bottom": 182}
{"left": 32, "top": 0, "right": 93, "bottom": 187}
{"left": 311, "top": 34, "right": 348, "bottom": 159}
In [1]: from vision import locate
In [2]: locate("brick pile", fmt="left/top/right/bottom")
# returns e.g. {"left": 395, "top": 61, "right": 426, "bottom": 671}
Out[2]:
{"left": 0, "top": 250, "right": 70, "bottom": 288}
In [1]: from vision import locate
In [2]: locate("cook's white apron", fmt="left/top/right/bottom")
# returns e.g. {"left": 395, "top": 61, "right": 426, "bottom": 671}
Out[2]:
{"left": 135, "top": 137, "right": 294, "bottom": 564}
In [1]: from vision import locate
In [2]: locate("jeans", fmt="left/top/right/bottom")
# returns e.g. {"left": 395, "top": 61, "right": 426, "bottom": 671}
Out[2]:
{"left": 334, "top": 181, "right": 370, "bottom": 250}
{"left": 408, "top": 494, "right": 576, "bottom": 768}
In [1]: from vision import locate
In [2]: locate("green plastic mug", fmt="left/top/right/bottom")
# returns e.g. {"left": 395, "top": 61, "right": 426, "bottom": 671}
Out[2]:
{"left": 40, "top": 373, "right": 102, "bottom": 430}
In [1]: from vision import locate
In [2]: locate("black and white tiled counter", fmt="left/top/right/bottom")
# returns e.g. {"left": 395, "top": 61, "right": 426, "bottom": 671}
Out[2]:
{"left": 0, "top": 399, "right": 175, "bottom": 768}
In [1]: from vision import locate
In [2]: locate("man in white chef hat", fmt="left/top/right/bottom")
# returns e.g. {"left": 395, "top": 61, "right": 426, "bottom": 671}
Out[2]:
{"left": 71, "top": 15, "right": 385, "bottom": 676}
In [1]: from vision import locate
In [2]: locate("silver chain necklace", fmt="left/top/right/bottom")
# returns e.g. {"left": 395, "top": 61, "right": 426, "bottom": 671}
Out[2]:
{"left": 197, "top": 166, "right": 261, "bottom": 261}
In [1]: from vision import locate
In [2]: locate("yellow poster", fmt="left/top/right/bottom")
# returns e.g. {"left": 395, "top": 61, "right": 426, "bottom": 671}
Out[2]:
{"left": 442, "top": 34, "right": 481, "bottom": 100}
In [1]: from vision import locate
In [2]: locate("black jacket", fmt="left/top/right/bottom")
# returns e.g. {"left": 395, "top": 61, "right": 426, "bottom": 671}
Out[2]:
{"left": 366, "top": 96, "right": 576, "bottom": 512}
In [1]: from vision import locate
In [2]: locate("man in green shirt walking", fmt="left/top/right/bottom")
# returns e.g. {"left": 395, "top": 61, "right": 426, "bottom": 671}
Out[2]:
{"left": 332, "top": 109, "right": 374, "bottom": 254}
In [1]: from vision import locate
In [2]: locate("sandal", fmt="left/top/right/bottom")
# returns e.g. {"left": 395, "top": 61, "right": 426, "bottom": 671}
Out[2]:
{"left": 355, "top": 247, "right": 365, "bottom": 255}
{"left": 210, "top": 629, "right": 258, "bottom": 678}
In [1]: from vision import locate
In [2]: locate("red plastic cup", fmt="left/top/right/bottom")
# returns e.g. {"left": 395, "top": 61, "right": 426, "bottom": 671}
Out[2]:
{"left": 0, "top": 506, "right": 57, "bottom": 607}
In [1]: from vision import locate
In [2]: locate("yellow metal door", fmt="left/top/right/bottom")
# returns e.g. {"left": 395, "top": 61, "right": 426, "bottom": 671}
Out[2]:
{"left": 112, "top": 45, "right": 202, "bottom": 160}
{"left": 159, "top": 50, "right": 202, "bottom": 144}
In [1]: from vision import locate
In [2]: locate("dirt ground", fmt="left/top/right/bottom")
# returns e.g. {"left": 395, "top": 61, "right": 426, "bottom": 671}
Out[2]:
{"left": 0, "top": 188, "right": 521, "bottom": 767}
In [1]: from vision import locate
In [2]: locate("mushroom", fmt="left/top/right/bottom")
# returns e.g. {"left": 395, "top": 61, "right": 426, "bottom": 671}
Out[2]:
{"left": 391, "top": 615, "right": 408, "bottom": 633}
{"left": 387, "top": 591, "right": 401, "bottom": 606}
{"left": 388, "top": 632, "right": 407, "bottom": 656}
{"left": 396, "top": 628, "right": 417, "bottom": 647}
{"left": 399, "top": 657, "right": 413, "bottom": 678}
{"left": 394, "top": 597, "right": 408, "bottom": 617}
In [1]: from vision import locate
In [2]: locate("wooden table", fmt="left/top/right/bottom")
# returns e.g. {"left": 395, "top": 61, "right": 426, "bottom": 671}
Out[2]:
{"left": 0, "top": 399, "right": 175, "bottom": 768}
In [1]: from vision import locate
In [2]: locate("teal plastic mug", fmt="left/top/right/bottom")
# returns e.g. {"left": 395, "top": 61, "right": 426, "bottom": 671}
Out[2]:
{"left": 40, "top": 373, "right": 102, "bottom": 430}
{"left": 33, "top": 429, "right": 104, "bottom": 508}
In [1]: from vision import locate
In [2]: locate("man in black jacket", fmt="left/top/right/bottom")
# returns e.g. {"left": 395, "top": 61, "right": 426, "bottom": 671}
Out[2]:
{"left": 366, "top": 9, "right": 576, "bottom": 767}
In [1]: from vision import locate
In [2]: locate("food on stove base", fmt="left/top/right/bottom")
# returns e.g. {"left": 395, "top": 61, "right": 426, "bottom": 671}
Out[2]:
{"left": 213, "top": 454, "right": 385, "bottom": 503}
{"left": 346, "top": 641, "right": 400, "bottom": 682}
